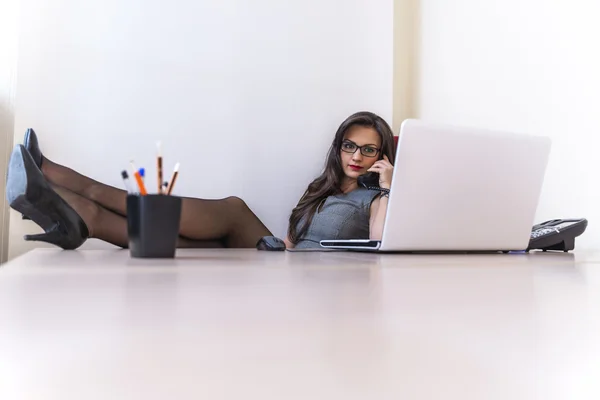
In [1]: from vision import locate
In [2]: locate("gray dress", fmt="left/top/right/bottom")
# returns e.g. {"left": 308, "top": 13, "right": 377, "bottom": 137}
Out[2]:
{"left": 294, "top": 188, "right": 381, "bottom": 249}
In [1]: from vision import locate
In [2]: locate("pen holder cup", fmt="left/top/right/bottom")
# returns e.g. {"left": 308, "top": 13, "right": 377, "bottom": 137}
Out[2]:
{"left": 126, "top": 195, "right": 182, "bottom": 258}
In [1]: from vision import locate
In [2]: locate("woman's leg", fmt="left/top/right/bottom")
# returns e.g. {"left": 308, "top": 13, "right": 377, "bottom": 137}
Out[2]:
{"left": 42, "top": 158, "right": 129, "bottom": 216}
{"left": 52, "top": 185, "right": 225, "bottom": 248}
{"left": 43, "top": 159, "right": 272, "bottom": 247}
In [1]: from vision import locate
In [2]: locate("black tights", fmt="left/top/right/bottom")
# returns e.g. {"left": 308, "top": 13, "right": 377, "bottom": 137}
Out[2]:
{"left": 42, "top": 158, "right": 272, "bottom": 248}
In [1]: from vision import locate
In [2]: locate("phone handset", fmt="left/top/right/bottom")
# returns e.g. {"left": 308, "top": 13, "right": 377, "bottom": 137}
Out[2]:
{"left": 357, "top": 152, "right": 390, "bottom": 196}
{"left": 357, "top": 172, "right": 380, "bottom": 190}
{"left": 357, "top": 172, "right": 390, "bottom": 197}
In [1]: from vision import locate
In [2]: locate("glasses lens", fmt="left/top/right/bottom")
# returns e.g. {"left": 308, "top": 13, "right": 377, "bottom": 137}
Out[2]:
{"left": 341, "top": 142, "right": 357, "bottom": 153}
{"left": 361, "top": 147, "right": 378, "bottom": 157}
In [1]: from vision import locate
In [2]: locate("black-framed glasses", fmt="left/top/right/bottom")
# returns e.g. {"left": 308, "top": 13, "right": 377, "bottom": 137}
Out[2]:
{"left": 341, "top": 140, "right": 381, "bottom": 158}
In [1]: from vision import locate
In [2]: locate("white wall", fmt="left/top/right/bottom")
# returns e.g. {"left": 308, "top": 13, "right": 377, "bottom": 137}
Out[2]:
{"left": 392, "top": 0, "right": 418, "bottom": 133}
{"left": 9, "top": 0, "right": 393, "bottom": 257}
{"left": 417, "top": 0, "right": 600, "bottom": 250}
{"left": 0, "top": 0, "right": 19, "bottom": 262}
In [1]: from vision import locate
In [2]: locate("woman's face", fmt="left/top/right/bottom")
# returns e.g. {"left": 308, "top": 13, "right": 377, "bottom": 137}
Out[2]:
{"left": 340, "top": 125, "right": 382, "bottom": 180}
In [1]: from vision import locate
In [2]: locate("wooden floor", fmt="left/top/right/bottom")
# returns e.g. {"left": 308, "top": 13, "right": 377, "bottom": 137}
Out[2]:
{"left": 1, "top": 248, "right": 599, "bottom": 399}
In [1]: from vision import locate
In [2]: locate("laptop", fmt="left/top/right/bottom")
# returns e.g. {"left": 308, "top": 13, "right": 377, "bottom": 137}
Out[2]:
{"left": 319, "top": 119, "right": 552, "bottom": 252}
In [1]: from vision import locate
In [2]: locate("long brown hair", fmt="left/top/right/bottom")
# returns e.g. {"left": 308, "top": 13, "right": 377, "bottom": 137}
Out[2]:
{"left": 287, "top": 111, "right": 396, "bottom": 244}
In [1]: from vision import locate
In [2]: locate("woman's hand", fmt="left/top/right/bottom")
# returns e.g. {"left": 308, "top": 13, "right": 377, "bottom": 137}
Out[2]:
{"left": 367, "top": 155, "right": 394, "bottom": 189}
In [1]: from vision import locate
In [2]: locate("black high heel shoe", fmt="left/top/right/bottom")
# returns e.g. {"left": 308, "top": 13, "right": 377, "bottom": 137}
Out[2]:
{"left": 6, "top": 145, "right": 89, "bottom": 250}
{"left": 21, "top": 128, "right": 43, "bottom": 220}
{"left": 24, "top": 128, "right": 43, "bottom": 169}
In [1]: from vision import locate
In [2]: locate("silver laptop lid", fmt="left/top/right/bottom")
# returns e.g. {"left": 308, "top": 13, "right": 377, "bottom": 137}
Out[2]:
{"left": 379, "top": 119, "right": 551, "bottom": 252}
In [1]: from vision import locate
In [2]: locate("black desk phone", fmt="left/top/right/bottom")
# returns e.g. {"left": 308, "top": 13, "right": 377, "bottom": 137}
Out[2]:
{"left": 527, "top": 218, "right": 588, "bottom": 252}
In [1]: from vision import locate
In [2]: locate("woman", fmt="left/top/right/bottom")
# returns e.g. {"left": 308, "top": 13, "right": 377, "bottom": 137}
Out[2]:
{"left": 6, "top": 111, "right": 395, "bottom": 250}
{"left": 285, "top": 111, "right": 395, "bottom": 248}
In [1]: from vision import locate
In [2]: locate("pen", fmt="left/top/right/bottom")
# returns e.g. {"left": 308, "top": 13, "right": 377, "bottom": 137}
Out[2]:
{"left": 121, "top": 170, "right": 136, "bottom": 194}
{"left": 130, "top": 161, "right": 148, "bottom": 195}
{"left": 138, "top": 168, "right": 145, "bottom": 183}
{"left": 166, "top": 163, "right": 180, "bottom": 195}
{"left": 157, "top": 142, "right": 163, "bottom": 194}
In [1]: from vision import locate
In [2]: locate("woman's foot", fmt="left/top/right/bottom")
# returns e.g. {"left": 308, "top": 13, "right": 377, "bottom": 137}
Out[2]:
{"left": 6, "top": 145, "right": 89, "bottom": 250}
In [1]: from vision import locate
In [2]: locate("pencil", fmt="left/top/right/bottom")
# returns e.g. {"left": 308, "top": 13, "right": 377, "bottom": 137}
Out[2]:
{"left": 157, "top": 141, "right": 163, "bottom": 194}
{"left": 166, "top": 163, "right": 180, "bottom": 195}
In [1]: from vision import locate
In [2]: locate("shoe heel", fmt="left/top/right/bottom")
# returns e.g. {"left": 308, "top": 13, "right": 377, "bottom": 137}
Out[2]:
{"left": 23, "top": 226, "right": 87, "bottom": 250}
{"left": 24, "top": 226, "right": 82, "bottom": 250}
{"left": 24, "top": 229, "right": 62, "bottom": 245}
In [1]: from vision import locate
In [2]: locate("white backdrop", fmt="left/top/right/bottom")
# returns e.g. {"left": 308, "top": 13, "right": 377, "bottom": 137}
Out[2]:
{"left": 10, "top": 0, "right": 393, "bottom": 255}
{"left": 416, "top": 0, "right": 600, "bottom": 250}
